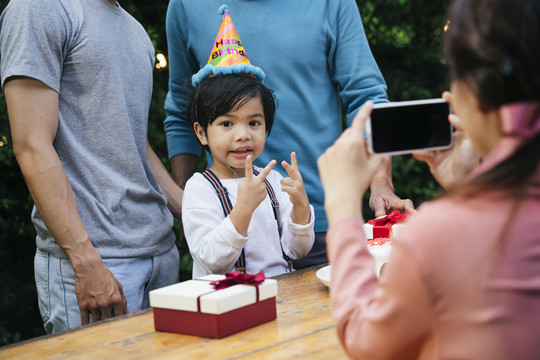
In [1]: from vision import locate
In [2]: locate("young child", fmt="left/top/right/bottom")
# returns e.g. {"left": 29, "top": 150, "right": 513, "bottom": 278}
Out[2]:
{"left": 182, "top": 73, "right": 315, "bottom": 278}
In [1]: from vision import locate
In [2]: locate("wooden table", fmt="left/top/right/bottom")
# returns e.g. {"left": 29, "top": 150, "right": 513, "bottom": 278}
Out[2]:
{"left": 0, "top": 264, "right": 348, "bottom": 359}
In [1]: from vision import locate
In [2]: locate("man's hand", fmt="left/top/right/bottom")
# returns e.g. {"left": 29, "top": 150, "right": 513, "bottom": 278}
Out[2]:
{"left": 369, "top": 158, "right": 416, "bottom": 218}
{"left": 73, "top": 249, "right": 128, "bottom": 324}
{"left": 147, "top": 140, "right": 183, "bottom": 219}
{"left": 281, "top": 152, "right": 311, "bottom": 225}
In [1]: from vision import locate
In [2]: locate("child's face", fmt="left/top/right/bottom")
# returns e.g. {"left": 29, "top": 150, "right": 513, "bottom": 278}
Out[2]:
{"left": 195, "top": 96, "right": 267, "bottom": 178}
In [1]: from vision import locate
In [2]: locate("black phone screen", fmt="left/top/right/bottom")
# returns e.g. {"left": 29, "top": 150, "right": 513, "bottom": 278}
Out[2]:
{"left": 370, "top": 101, "right": 452, "bottom": 154}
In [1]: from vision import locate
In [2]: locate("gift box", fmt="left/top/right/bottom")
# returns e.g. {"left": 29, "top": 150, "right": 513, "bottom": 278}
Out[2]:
{"left": 363, "top": 210, "right": 409, "bottom": 239}
{"left": 149, "top": 272, "right": 278, "bottom": 339}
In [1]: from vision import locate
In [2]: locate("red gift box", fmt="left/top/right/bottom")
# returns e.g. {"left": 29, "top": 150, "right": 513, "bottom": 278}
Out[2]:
{"left": 364, "top": 210, "right": 409, "bottom": 239}
{"left": 364, "top": 221, "right": 394, "bottom": 238}
{"left": 149, "top": 274, "right": 278, "bottom": 339}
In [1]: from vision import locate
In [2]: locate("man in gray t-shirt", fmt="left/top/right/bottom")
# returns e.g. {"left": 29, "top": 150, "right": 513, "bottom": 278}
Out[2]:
{"left": 0, "top": 0, "right": 183, "bottom": 333}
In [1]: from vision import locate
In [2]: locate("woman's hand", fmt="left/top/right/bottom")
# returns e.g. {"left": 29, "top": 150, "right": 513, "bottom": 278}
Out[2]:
{"left": 413, "top": 92, "right": 480, "bottom": 190}
{"left": 318, "top": 101, "right": 386, "bottom": 226}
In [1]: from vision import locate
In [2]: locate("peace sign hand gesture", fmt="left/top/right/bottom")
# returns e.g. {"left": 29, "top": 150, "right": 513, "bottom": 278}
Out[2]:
{"left": 229, "top": 155, "right": 276, "bottom": 236}
{"left": 281, "top": 152, "right": 311, "bottom": 225}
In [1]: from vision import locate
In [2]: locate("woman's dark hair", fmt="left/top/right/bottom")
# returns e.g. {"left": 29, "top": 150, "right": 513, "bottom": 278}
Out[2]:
{"left": 444, "top": 0, "right": 540, "bottom": 195}
{"left": 186, "top": 74, "right": 276, "bottom": 150}
{"left": 445, "top": 0, "right": 540, "bottom": 108}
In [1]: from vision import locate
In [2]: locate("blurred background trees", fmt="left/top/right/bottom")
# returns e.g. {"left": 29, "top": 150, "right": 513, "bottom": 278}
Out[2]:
{"left": 0, "top": 0, "right": 450, "bottom": 345}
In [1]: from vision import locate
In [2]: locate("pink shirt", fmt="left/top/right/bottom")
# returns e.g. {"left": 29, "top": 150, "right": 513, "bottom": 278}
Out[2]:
{"left": 327, "top": 169, "right": 540, "bottom": 359}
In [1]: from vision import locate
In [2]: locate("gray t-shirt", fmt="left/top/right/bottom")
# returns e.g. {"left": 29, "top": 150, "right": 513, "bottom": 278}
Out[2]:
{"left": 0, "top": 0, "right": 175, "bottom": 258}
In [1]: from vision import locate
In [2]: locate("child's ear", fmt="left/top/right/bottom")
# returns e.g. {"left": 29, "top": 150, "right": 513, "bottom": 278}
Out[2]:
{"left": 193, "top": 122, "right": 208, "bottom": 145}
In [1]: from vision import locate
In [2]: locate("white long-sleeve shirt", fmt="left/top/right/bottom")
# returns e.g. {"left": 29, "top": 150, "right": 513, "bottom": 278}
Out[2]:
{"left": 182, "top": 169, "right": 315, "bottom": 278}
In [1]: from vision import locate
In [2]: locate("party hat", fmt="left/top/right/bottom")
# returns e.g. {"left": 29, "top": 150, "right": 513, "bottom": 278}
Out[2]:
{"left": 191, "top": 5, "right": 265, "bottom": 87}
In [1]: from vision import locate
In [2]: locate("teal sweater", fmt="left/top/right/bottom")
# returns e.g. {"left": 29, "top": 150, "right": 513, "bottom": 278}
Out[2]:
{"left": 164, "top": 0, "right": 388, "bottom": 232}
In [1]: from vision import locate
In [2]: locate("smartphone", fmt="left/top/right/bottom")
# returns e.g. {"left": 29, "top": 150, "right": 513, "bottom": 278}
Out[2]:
{"left": 366, "top": 99, "right": 453, "bottom": 155}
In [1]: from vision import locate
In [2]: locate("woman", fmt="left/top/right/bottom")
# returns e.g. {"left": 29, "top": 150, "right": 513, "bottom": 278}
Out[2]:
{"left": 317, "top": 0, "right": 540, "bottom": 358}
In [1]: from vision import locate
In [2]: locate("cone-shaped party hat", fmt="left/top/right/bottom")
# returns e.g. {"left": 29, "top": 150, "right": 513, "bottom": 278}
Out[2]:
{"left": 207, "top": 6, "right": 249, "bottom": 67}
{"left": 191, "top": 5, "right": 265, "bottom": 87}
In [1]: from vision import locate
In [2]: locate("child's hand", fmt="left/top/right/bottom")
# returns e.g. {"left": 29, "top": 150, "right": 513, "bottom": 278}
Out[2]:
{"left": 281, "top": 152, "right": 311, "bottom": 225}
{"left": 230, "top": 155, "right": 276, "bottom": 236}
{"left": 240, "top": 155, "right": 276, "bottom": 211}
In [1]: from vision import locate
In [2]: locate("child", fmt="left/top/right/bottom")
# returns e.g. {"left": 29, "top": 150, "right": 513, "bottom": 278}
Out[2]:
{"left": 182, "top": 73, "right": 315, "bottom": 278}
{"left": 179, "top": 5, "right": 314, "bottom": 278}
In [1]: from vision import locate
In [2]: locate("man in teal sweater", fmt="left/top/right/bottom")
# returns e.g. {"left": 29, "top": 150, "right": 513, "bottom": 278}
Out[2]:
{"left": 164, "top": 0, "right": 415, "bottom": 269}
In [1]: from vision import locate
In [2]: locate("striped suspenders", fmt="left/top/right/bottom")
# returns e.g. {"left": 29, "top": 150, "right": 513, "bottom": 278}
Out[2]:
{"left": 202, "top": 169, "right": 293, "bottom": 273}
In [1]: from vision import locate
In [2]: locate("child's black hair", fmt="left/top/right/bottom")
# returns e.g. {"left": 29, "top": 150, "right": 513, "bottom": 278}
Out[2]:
{"left": 187, "top": 74, "right": 276, "bottom": 150}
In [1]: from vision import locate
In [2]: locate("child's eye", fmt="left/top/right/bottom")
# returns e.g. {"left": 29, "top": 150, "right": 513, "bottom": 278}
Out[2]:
{"left": 220, "top": 121, "right": 233, "bottom": 128}
{"left": 249, "top": 120, "right": 262, "bottom": 127}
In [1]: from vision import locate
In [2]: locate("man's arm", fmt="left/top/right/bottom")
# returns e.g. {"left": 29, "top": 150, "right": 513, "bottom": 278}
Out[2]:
{"left": 369, "top": 158, "right": 416, "bottom": 217}
{"left": 4, "top": 77, "right": 127, "bottom": 324}
{"left": 164, "top": 2, "right": 201, "bottom": 190}
{"left": 147, "top": 140, "right": 183, "bottom": 218}
{"left": 168, "top": 153, "right": 199, "bottom": 246}
{"left": 326, "top": 0, "right": 414, "bottom": 217}
{"left": 170, "top": 153, "right": 199, "bottom": 189}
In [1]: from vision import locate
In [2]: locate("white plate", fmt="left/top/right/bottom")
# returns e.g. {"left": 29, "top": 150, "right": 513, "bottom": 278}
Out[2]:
{"left": 316, "top": 245, "right": 391, "bottom": 287}
{"left": 316, "top": 265, "right": 331, "bottom": 287}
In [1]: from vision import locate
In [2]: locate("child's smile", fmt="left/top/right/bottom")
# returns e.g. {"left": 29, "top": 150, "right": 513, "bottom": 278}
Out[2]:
{"left": 230, "top": 146, "right": 253, "bottom": 158}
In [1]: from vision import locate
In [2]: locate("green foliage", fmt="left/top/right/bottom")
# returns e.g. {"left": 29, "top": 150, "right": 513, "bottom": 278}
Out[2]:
{"left": 359, "top": 0, "right": 451, "bottom": 100}
{"left": 0, "top": 0, "right": 452, "bottom": 345}
{"left": 357, "top": 0, "right": 451, "bottom": 218}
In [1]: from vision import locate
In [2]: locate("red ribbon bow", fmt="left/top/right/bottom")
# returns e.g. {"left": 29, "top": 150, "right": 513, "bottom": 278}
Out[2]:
{"left": 367, "top": 210, "right": 409, "bottom": 226}
{"left": 210, "top": 270, "right": 266, "bottom": 290}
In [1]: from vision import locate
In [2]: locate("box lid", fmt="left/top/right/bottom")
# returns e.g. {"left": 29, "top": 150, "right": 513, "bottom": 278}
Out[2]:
{"left": 149, "top": 274, "right": 278, "bottom": 315}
